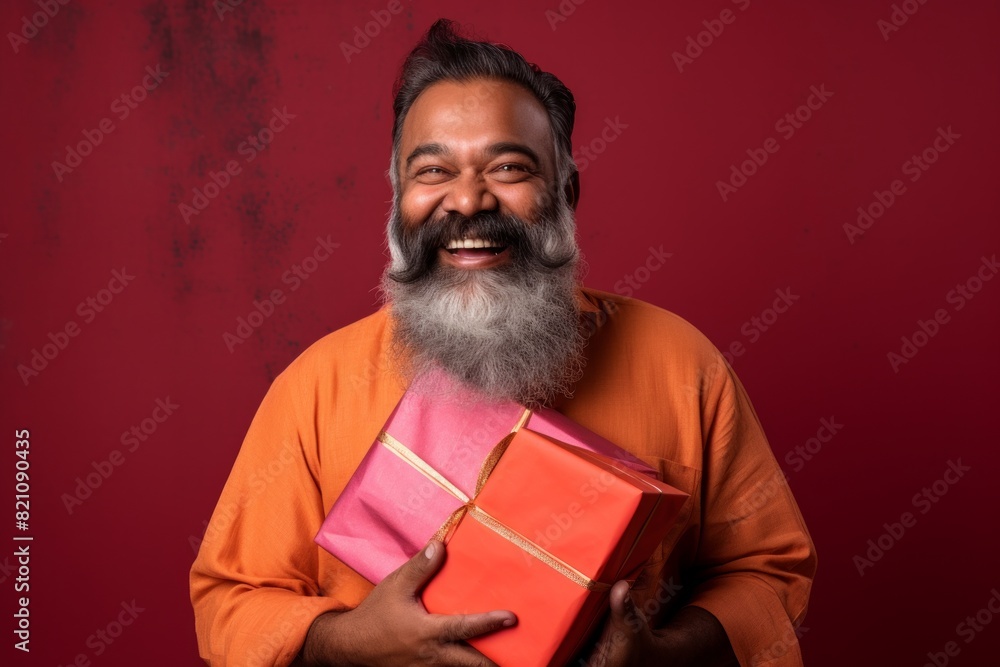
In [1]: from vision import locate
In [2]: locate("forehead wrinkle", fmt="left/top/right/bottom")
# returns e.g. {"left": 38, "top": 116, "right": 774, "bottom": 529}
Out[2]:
{"left": 400, "top": 79, "right": 556, "bottom": 175}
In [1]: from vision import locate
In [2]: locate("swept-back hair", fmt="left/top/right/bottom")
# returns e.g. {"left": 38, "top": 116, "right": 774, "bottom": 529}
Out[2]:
{"left": 388, "top": 18, "right": 577, "bottom": 190}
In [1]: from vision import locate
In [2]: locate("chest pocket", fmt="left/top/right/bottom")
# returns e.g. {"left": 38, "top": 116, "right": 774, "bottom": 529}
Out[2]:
{"left": 628, "top": 455, "right": 701, "bottom": 597}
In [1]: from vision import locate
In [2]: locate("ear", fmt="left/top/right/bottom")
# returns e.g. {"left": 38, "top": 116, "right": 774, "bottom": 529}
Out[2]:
{"left": 564, "top": 170, "right": 581, "bottom": 211}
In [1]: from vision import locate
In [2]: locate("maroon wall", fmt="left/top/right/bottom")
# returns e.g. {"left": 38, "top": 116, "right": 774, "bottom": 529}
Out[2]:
{"left": 2, "top": 0, "right": 998, "bottom": 664}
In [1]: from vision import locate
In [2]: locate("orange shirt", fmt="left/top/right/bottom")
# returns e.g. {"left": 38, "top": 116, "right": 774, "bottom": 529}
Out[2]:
{"left": 190, "top": 286, "right": 816, "bottom": 666}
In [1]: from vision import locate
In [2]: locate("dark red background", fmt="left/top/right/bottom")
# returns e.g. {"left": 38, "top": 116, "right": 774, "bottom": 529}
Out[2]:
{"left": 2, "top": 1, "right": 998, "bottom": 665}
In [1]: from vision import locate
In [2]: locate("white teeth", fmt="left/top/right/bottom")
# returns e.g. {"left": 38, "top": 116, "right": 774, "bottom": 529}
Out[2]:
{"left": 445, "top": 238, "right": 499, "bottom": 250}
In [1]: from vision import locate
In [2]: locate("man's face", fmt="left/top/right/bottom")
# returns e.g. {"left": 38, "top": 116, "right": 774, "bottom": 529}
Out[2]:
{"left": 383, "top": 76, "right": 584, "bottom": 407}
{"left": 397, "top": 78, "right": 559, "bottom": 271}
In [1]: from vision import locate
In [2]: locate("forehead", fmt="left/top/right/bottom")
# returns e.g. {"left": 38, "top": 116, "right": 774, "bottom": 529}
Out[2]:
{"left": 400, "top": 78, "right": 554, "bottom": 163}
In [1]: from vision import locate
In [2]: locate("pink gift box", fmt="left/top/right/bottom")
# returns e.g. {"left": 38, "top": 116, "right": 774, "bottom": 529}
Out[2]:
{"left": 315, "top": 373, "right": 657, "bottom": 584}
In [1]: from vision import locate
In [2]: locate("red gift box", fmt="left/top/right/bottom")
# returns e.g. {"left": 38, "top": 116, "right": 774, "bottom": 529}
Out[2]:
{"left": 421, "top": 428, "right": 689, "bottom": 667}
{"left": 315, "top": 374, "right": 659, "bottom": 585}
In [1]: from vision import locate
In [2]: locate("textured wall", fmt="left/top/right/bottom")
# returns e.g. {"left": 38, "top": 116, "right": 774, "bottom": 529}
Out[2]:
{"left": 1, "top": 0, "right": 998, "bottom": 664}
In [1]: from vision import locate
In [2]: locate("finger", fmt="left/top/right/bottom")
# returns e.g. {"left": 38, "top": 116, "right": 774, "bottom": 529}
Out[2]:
{"left": 578, "top": 582, "right": 646, "bottom": 667}
{"left": 608, "top": 580, "right": 629, "bottom": 619}
{"left": 609, "top": 580, "right": 645, "bottom": 631}
{"left": 391, "top": 539, "right": 447, "bottom": 596}
{"left": 435, "top": 610, "right": 517, "bottom": 644}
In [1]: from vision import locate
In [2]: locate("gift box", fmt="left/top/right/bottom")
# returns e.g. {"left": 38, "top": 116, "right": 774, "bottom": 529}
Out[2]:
{"left": 421, "top": 428, "right": 689, "bottom": 667}
{"left": 314, "top": 374, "right": 658, "bottom": 585}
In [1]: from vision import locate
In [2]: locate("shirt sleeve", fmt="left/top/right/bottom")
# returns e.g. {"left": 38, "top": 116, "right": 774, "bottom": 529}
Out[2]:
{"left": 683, "top": 361, "right": 818, "bottom": 666}
{"left": 189, "top": 369, "right": 348, "bottom": 667}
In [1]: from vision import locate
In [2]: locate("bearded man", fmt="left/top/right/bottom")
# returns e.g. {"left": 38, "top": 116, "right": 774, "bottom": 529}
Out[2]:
{"left": 190, "top": 19, "right": 816, "bottom": 667}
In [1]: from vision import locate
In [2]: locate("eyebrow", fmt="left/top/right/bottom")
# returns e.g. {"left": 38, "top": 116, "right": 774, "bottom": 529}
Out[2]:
{"left": 405, "top": 142, "right": 542, "bottom": 170}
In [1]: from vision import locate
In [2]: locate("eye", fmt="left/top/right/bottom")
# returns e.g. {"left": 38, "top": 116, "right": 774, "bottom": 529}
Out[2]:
{"left": 493, "top": 163, "right": 534, "bottom": 182}
{"left": 414, "top": 166, "right": 451, "bottom": 183}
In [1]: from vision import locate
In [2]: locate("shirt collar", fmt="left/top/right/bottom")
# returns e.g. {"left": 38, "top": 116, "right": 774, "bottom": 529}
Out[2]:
{"left": 575, "top": 285, "right": 602, "bottom": 314}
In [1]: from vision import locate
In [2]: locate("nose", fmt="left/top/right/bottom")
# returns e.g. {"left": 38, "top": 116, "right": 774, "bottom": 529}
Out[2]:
{"left": 442, "top": 171, "right": 499, "bottom": 218}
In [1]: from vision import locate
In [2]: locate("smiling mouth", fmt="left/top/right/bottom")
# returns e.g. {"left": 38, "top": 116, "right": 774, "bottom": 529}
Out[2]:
{"left": 443, "top": 237, "right": 508, "bottom": 257}
{"left": 440, "top": 237, "right": 511, "bottom": 268}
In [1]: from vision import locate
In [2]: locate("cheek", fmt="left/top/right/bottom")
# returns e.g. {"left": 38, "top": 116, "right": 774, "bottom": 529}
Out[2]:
{"left": 401, "top": 188, "right": 441, "bottom": 224}
{"left": 534, "top": 190, "right": 554, "bottom": 215}
{"left": 522, "top": 188, "right": 555, "bottom": 220}
{"left": 490, "top": 184, "right": 549, "bottom": 220}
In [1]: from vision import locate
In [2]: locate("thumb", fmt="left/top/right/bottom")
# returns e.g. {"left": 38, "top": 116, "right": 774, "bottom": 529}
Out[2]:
{"left": 608, "top": 580, "right": 645, "bottom": 633}
{"left": 393, "top": 539, "right": 446, "bottom": 595}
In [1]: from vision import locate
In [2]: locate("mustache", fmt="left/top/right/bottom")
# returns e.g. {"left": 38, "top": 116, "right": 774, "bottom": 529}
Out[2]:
{"left": 386, "top": 209, "right": 576, "bottom": 284}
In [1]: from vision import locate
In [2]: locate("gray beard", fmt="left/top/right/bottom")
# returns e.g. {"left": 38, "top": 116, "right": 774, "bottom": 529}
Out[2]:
{"left": 380, "top": 198, "right": 586, "bottom": 407}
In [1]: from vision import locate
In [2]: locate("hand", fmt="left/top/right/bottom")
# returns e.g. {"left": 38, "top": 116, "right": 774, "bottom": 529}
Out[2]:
{"left": 298, "top": 540, "right": 516, "bottom": 666}
{"left": 580, "top": 581, "right": 740, "bottom": 667}
{"left": 580, "top": 580, "right": 658, "bottom": 667}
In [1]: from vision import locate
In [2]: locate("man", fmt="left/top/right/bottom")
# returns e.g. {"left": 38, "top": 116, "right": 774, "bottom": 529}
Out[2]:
{"left": 190, "top": 19, "right": 816, "bottom": 667}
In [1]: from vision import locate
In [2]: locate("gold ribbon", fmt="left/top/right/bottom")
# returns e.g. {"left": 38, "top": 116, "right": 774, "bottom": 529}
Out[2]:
{"left": 376, "top": 417, "right": 610, "bottom": 592}
{"left": 466, "top": 506, "right": 605, "bottom": 591}
{"left": 377, "top": 430, "right": 470, "bottom": 503}
{"left": 508, "top": 407, "right": 659, "bottom": 585}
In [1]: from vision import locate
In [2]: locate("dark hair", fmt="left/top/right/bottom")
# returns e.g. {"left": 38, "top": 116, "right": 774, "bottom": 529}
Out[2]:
{"left": 389, "top": 18, "right": 577, "bottom": 187}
